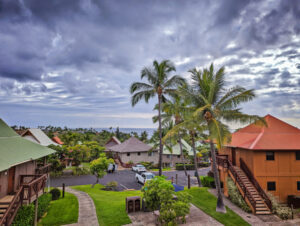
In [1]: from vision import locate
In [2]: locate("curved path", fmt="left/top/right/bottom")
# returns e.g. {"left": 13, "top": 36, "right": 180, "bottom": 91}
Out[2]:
{"left": 64, "top": 187, "right": 99, "bottom": 226}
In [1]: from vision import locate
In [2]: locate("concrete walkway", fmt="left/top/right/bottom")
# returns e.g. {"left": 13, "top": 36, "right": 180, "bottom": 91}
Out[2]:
{"left": 64, "top": 187, "right": 99, "bottom": 226}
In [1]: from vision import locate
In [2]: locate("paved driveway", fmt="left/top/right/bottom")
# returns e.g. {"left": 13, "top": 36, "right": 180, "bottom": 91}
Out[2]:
{"left": 51, "top": 167, "right": 210, "bottom": 190}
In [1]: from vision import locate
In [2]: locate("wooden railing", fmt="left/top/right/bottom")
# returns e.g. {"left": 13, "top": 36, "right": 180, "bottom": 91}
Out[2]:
{"left": 20, "top": 174, "right": 47, "bottom": 204}
{"left": 36, "top": 164, "right": 51, "bottom": 175}
{"left": 0, "top": 186, "right": 23, "bottom": 226}
{"left": 240, "top": 158, "right": 272, "bottom": 210}
{"left": 216, "top": 155, "right": 257, "bottom": 211}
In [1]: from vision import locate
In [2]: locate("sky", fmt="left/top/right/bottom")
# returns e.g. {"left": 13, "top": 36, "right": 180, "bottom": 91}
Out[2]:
{"left": 0, "top": 0, "right": 299, "bottom": 129}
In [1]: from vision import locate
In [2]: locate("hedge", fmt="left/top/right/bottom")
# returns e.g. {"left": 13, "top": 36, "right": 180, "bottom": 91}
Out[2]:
{"left": 12, "top": 193, "right": 51, "bottom": 226}
{"left": 175, "top": 162, "right": 210, "bottom": 170}
{"left": 201, "top": 176, "right": 215, "bottom": 188}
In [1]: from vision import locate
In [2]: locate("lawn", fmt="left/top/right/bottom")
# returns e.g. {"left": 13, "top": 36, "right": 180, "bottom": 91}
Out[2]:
{"left": 38, "top": 192, "right": 79, "bottom": 226}
{"left": 72, "top": 184, "right": 142, "bottom": 226}
{"left": 151, "top": 167, "right": 171, "bottom": 171}
{"left": 185, "top": 187, "right": 250, "bottom": 226}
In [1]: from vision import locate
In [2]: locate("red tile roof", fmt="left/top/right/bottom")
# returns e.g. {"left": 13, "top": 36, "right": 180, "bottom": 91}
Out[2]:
{"left": 227, "top": 114, "right": 300, "bottom": 150}
{"left": 52, "top": 136, "right": 64, "bottom": 145}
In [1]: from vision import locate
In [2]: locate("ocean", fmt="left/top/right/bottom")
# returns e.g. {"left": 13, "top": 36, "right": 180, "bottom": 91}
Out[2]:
{"left": 95, "top": 127, "right": 156, "bottom": 137}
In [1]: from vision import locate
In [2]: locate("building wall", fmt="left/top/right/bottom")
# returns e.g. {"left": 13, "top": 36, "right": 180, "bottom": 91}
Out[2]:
{"left": 23, "top": 135, "right": 39, "bottom": 144}
{"left": 0, "top": 161, "right": 36, "bottom": 199}
{"left": 119, "top": 151, "right": 159, "bottom": 164}
{"left": 162, "top": 155, "right": 190, "bottom": 167}
{"left": 253, "top": 151, "right": 300, "bottom": 202}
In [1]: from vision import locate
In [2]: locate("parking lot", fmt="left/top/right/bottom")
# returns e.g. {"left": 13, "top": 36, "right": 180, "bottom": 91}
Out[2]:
{"left": 51, "top": 167, "right": 210, "bottom": 190}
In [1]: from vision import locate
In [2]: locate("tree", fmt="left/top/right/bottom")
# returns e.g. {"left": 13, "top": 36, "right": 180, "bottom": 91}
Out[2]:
{"left": 130, "top": 60, "right": 186, "bottom": 176}
{"left": 90, "top": 153, "right": 114, "bottom": 187}
{"left": 187, "top": 63, "right": 265, "bottom": 213}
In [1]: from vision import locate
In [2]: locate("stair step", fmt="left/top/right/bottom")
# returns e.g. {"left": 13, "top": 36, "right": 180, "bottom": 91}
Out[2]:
{"left": 256, "top": 204, "right": 266, "bottom": 207}
{"left": 0, "top": 213, "right": 3, "bottom": 218}
{"left": 0, "top": 204, "right": 9, "bottom": 209}
{"left": 256, "top": 207, "right": 269, "bottom": 211}
{"left": 0, "top": 209, "right": 6, "bottom": 214}
{"left": 256, "top": 211, "right": 272, "bottom": 215}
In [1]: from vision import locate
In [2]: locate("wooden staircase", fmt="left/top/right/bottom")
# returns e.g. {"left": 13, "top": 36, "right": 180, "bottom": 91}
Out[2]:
{"left": 233, "top": 166, "right": 271, "bottom": 215}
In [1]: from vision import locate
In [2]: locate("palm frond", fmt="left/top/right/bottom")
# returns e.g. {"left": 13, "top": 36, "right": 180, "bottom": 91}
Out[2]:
{"left": 130, "top": 82, "right": 153, "bottom": 94}
{"left": 131, "top": 90, "right": 155, "bottom": 106}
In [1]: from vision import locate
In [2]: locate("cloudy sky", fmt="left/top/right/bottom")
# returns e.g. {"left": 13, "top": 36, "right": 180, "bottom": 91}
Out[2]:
{"left": 0, "top": 0, "right": 299, "bottom": 129}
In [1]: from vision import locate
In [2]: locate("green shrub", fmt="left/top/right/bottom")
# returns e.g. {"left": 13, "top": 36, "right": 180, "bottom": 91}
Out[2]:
{"left": 72, "top": 166, "right": 90, "bottom": 176}
{"left": 207, "top": 170, "right": 214, "bottom": 178}
{"left": 50, "top": 188, "right": 61, "bottom": 200}
{"left": 269, "top": 193, "right": 292, "bottom": 220}
{"left": 104, "top": 181, "right": 118, "bottom": 191}
{"left": 175, "top": 164, "right": 194, "bottom": 170}
{"left": 138, "top": 161, "right": 154, "bottom": 169}
{"left": 37, "top": 193, "right": 51, "bottom": 219}
{"left": 227, "top": 178, "right": 251, "bottom": 213}
{"left": 198, "top": 162, "right": 210, "bottom": 167}
{"left": 12, "top": 194, "right": 51, "bottom": 226}
{"left": 201, "top": 176, "right": 215, "bottom": 188}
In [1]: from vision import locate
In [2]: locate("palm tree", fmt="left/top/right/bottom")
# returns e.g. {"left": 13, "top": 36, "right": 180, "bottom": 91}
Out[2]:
{"left": 154, "top": 95, "right": 189, "bottom": 176}
{"left": 130, "top": 60, "right": 186, "bottom": 176}
{"left": 187, "top": 63, "right": 265, "bottom": 213}
{"left": 163, "top": 108, "right": 204, "bottom": 187}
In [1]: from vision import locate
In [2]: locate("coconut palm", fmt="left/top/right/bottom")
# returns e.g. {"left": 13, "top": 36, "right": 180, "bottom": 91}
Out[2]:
{"left": 153, "top": 94, "right": 189, "bottom": 176}
{"left": 163, "top": 108, "right": 205, "bottom": 187}
{"left": 186, "top": 63, "right": 265, "bottom": 213}
{"left": 130, "top": 60, "right": 186, "bottom": 176}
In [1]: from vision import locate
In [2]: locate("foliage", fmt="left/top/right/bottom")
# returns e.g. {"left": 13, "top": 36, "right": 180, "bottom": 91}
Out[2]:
{"left": 13, "top": 194, "right": 51, "bottom": 226}
{"left": 138, "top": 161, "right": 154, "bottom": 169}
{"left": 50, "top": 188, "right": 61, "bottom": 200}
{"left": 73, "top": 184, "right": 142, "bottom": 226}
{"left": 38, "top": 192, "right": 78, "bottom": 226}
{"left": 72, "top": 166, "right": 90, "bottom": 176}
{"left": 269, "top": 192, "right": 292, "bottom": 220}
{"left": 227, "top": 178, "right": 251, "bottom": 213}
{"left": 142, "top": 176, "right": 174, "bottom": 211}
{"left": 175, "top": 163, "right": 195, "bottom": 170}
{"left": 90, "top": 153, "right": 114, "bottom": 187}
{"left": 142, "top": 176, "right": 191, "bottom": 225}
{"left": 185, "top": 187, "right": 250, "bottom": 226}
{"left": 103, "top": 181, "right": 118, "bottom": 191}
{"left": 201, "top": 176, "right": 216, "bottom": 188}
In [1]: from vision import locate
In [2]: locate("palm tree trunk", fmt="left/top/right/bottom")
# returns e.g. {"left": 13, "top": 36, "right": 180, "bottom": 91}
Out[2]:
{"left": 178, "top": 133, "right": 187, "bottom": 177}
{"left": 191, "top": 131, "right": 201, "bottom": 187}
{"left": 209, "top": 139, "right": 226, "bottom": 213}
{"left": 158, "top": 94, "right": 163, "bottom": 176}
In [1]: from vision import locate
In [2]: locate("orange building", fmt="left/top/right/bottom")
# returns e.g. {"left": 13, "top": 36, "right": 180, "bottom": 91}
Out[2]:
{"left": 216, "top": 114, "right": 300, "bottom": 214}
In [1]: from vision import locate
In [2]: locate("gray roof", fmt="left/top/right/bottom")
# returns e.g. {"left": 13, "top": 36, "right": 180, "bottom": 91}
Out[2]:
{"left": 21, "top": 128, "right": 58, "bottom": 146}
{"left": 109, "top": 137, "right": 152, "bottom": 153}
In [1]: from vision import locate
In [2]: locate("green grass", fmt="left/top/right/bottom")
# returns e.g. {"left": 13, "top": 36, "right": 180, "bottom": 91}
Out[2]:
{"left": 185, "top": 187, "right": 250, "bottom": 226}
{"left": 38, "top": 192, "right": 79, "bottom": 226}
{"left": 151, "top": 167, "right": 171, "bottom": 171}
{"left": 72, "top": 184, "right": 142, "bottom": 226}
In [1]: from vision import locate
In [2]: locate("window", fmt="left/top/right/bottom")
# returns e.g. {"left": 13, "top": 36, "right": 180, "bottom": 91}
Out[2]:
{"left": 177, "top": 155, "right": 180, "bottom": 158}
{"left": 127, "top": 153, "right": 130, "bottom": 157}
{"left": 297, "top": 181, "right": 300, "bottom": 191}
{"left": 148, "top": 152, "right": 154, "bottom": 157}
{"left": 296, "top": 151, "right": 300, "bottom": 160}
{"left": 167, "top": 155, "right": 170, "bottom": 159}
{"left": 137, "top": 152, "right": 141, "bottom": 156}
{"left": 266, "top": 151, "right": 275, "bottom": 160}
{"left": 267, "top": 182, "right": 276, "bottom": 191}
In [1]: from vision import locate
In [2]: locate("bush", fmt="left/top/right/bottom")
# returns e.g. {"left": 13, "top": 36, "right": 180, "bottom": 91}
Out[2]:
{"left": 12, "top": 194, "right": 51, "bottom": 226}
{"left": 201, "top": 176, "right": 215, "bottom": 188}
{"left": 269, "top": 193, "right": 292, "bottom": 220}
{"left": 72, "top": 166, "right": 90, "bottom": 176}
{"left": 103, "top": 181, "right": 118, "bottom": 191}
{"left": 207, "top": 170, "right": 214, "bottom": 178}
{"left": 138, "top": 161, "right": 153, "bottom": 169}
{"left": 175, "top": 164, "right": 194, "bottom": 170}
{"left": 50, "top": 188, "right": 61, "bottom": 200}
{"left": 198, "top": 162, "right": 210, "bottom": 167}
{"left": 227, "top": 178, "right": 251, "bottom": 213}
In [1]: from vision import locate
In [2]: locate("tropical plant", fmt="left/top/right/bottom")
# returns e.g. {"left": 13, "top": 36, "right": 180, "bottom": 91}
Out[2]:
{"left": 153, "top": 94, "right": 189, "bottom": 176}
{"left": 90, "top": 153, "right": 114, "bottom": 187}
{"left": 130, "top": 60, "right": 186, "bottom": 175}
{"left": 186, "top": 63, "right": 265, "bottom": 213}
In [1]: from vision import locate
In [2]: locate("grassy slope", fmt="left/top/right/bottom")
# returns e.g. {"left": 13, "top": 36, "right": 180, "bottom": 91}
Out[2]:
{"left": 185, "top": 187, "right": 250, "bottom": 226}
{"left": 38, "top": 192, "right": 79, "bottom": 226}
{"left": 72, "top": 184, "right": 142, "bottom": 226}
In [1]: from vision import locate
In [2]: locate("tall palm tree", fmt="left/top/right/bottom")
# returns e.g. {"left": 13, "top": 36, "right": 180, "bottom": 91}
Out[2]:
{"left": 163, "top": 108, "right": 205, "bottom": 187}
{"left": 130, "top": 60, "right": 186, "bottom": 176}
{"left": 187, "top": 63, "right": 265, "bottom": 213}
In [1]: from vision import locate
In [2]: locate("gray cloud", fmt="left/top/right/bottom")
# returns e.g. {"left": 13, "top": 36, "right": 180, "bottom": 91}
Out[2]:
{"left": 0, "top": 0, "right": 299, "bottom": 128}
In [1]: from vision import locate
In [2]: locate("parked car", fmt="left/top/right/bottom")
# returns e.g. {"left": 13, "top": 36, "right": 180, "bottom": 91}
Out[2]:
{"left": 132, "top": 164, "right": 146, "bottom": 172}
{"left": 135, "top": 172, "right": 155, "bottom": 184}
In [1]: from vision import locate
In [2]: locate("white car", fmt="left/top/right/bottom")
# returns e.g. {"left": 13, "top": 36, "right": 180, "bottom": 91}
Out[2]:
{"left": 132, "top": 164, "right": 146, "bottom": 172}
{"left": 135, "top": 172, "right": 155, "bottom": 184}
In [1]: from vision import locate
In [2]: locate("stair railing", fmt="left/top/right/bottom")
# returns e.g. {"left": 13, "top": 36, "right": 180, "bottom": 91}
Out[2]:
{"left": 240, "top": 158, "right": 272, "bottom": 210}
{"left": 0, "top": 185, "right": 24, "bottom": 226}
{"left": 216, "top": 155, "right": 257, "bottom": 210}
